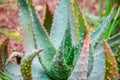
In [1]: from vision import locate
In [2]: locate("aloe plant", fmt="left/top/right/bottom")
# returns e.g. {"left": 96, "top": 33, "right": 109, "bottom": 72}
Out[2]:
{"left": 0, "top": 0, "right": 120, "bottom": 80}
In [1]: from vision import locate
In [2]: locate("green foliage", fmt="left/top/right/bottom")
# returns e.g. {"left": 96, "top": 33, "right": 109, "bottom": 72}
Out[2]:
{"left": 43, "top": 2, "right": 53, "bottom": 34}
{"left": 0, "top": 0, "right": 120, "bottom": 80}
{"left": 19, "top": 0, "right": 36, "bottom": 52}
{"left": 107, "top": 32, "right": 120, "bottom": 47}
{"left": 104, "top": 6, "right": 120, "bottom": 39}
{"left": 0, "top": 0, "right": 5, "bottom": 2}
{"left": 73, "top": 0, "right": 88, "bottom": 41}
{"left": 0, "top": 71, "right": 12, "bottom": 80}
{"left": 20, "top": 48, "right": 44, "bottom": 80}
{"left": 0, "top": 30, "right": 21, "bottom": 41}
{"left": 87, "top": 43, "right": 106, "bottom": 80}
{"left": 91, "top": 11, "right": 116, "bottom": 46}
{"left": 107, "top": 32, "right": 120, "bottom": 53}
{"left": 69, "top": 31, "right": 90, "bottom": 80}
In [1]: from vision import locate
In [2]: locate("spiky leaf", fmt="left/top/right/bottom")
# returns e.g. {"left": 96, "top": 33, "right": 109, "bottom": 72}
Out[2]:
{"left": 73, "top": 0, "right": 88, "bottom": 41}
{"left": 102, "top": 40, "right": 119, "bottom": 80}
{"left": 88, "top": 43, "right": 106, "bottom": 80}
{"left": 67, "top": 0, "right": 78, "bottom": 46}
{"left": 19, "top": 0, "right": 36, "bottom": 52}
{"left": 115, "top": 46, "right": 120, "bottom": 73}
{"left": 107, "top": 32, "right": 120, "bottom": 47}
{"left": 29, "top": 4, "right": 56, "bottom": 77}
{"left": 5, "top": 62, "right": 23, "bottom": 80}
{"left": 51, "top": 21, "right": 73, "bottom": 79}
{"left": 69, "top": 31, "right": 90, "bottom": 80}
{"left": 5, "top": 49, "right": 51, "bottom": 80}
{"left": 5, "top": 61, "right": 52, "bottom": 80}
{"left": 50, "top": 0, "right": 78, "bottom": 50}
{"left": 107, "top": 33, "right": 120, "bottom": 53}
{"left": 19, "top": 0, "right": 53, "bottom": 79}
{"left": 51, "top": 46, "right": 71, "bottom": 79}
{"left": 20, "top": 48, "right": 44, "bottom": 80}
{"left": 87, "top": 44, "right": 94, "bottom": 77}
{"left": 91, "top": 11, "right": 115, "bottom": 46}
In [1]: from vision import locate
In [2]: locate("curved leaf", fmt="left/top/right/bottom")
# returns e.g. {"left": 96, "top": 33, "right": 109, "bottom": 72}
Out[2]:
{"left": 67, "top": 0, "right": 78, "bottom": 45}
{"left": 115, "top": 47, "right": 120, "bottom": 73}
{"left": 88, "top": 43, "right": 106, "bottom": 80}
{"left": 50, "top": 0, "right": 76, "bottom": 50}
{"left": 19, "top": 0, "right": 36, "bottom": 52}
{"left": 20, "top": 48, "right": 44, "bottom": 80}
{"left": 69, "top": 31, "right": 90, "bottom": 80}
{"left": 102, "top": 40, "right": 119, "bottom": 80}
{"left": 19, "top": 0, "right": 54, "bottom": 79}
{"left": 51, "top": 46, "right": 71, "bottom": 79}
{"left": 0, "top": 71, "right": 12, "bottom": 80}
{"left": 107, "top": 32, "right": 120, "bottom": 47}
{"left": 29, "top": 5, "right": 56, "bottom": 76}
{"left": 5, "top": 62, "right": 52, "bottom": 80}
{"left": 91, "top": 11, "right": 115, "bottom": 46}
{"left": 0, "top": 30, "right": 21, "bottom": 41}
{"left": 73, "top": 0, "right": 88, "bottom": 41}
{"left": 5, "top": 62, "right": 22, "bottom": 80}
{"left": 87, "top": 44, "right": 94, "bottom": 77}
{"left": 51, "top": 21, "right": 73, "bottom": 79}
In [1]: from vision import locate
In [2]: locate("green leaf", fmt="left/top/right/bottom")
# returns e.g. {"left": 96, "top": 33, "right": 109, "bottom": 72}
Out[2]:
{"left": 105, "top": 32, "right": 120, "bottom": 53}
{"left": 19, "top": 0, "right": 41, "bottom": 71}
{"left": 102, "top": 40, "right": 119, "bottom": 80}
{"left": 5, "top": 61, "right": 52, "bottom": 80}
{"left": 62, "top": 20, "right": 74, "bottom": 67}
{"left": 73, "top": 0, "right": 88, "bottom": 41}
{"left": 5, "top": 62, "right": 23, "bottom": 80}
{"left": 104, "top": 6, "right": 120, "bottom": 39}
{"left": 91, "top": 11, "right": 115, "bottom": 46}
{"left": 104, "top": 0, "right": 113, "bottom": 16}
{"left": 67, "top": 0, "right": 78, "bottom": 45}
{"left": 87, "top": 44, "right": 94, "bottom": 77}
{"left": 19, "top": 0, "right": 36, "bottom": 52}
{"left": 51, "top": 44, "right": 72, "bottom": 79}
{"left": 107, "top": 32, "right": 120, "bottom": 47}
{"left": 29, "top": 3, "right": 56, "bottom": 78}
{"left": 0, "top": 71, "right": 12, "bottom": 80}
{"left": 0, "top": 0, "right": 5, "bottom": 2}
{"left": 29, "top": 0, "right": 79, "bottom": 79}
{"left": 51, "top": 20, "right": 73, "bottom": 79}
{"left": 72, "top": 43, "right": 81, "bottom": 66}
{"left": 0, "top": 30, "right": 21, "bottom": 41}
{"left": 50, "top": 0, "right": 72, "bottom": 50}
{"left": 98, "top": 0, "right": 103, "bottom": 18}
{"left": 88, "top": 43, "right": 106, "bottom": 80}
{"left": 110, "top": 43, "right": 120, "bottom": 54}
{"left": 43, "top": 2, "right": 53, "bottom": 34}
{"left": 20, "top": 48, "right": 44, "bottom": 80}
{"left": 69, "top": 31, "right": 90, "bottom": 80}
{"left": 19, "top": 0, "right": 54, "bottom": 79}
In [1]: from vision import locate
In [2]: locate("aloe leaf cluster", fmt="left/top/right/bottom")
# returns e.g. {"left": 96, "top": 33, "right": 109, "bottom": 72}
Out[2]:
{"left": 0, "top": 0, "right": 120, "bottom": 80}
